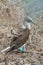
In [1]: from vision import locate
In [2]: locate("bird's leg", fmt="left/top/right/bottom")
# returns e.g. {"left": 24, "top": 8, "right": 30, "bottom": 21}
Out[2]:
{"left": 29, "top": 34, "right": 32, "bottom": 43}
{"left": 23, "top": 43, "right": 26, "bottom": 51}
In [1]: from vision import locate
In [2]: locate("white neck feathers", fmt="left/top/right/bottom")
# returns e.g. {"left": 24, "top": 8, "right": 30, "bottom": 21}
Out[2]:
{"left": 22, "top": 22, "right": 31, "bottom": 30}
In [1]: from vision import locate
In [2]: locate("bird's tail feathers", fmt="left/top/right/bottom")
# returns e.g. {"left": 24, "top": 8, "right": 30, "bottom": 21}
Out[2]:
{"left": 1, "top": 46, "right": 11, "bottom": 53}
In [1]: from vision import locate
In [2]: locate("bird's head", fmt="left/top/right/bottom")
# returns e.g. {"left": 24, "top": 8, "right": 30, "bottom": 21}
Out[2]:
{"left": 22, "top": 16, "right": 36, "bottom": 30}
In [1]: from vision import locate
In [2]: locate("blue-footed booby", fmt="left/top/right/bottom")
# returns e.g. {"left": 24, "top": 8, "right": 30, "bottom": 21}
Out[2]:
{"left": 1, "top": 16, "right": 36, "bottom": 53}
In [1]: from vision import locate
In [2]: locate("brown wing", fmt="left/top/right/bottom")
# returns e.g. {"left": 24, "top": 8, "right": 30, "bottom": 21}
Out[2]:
{"left": 11, "top": 29, "right": 30, "bottom": 49}
{"left": 10, "top": 32, "right": 23, "bottom": 47}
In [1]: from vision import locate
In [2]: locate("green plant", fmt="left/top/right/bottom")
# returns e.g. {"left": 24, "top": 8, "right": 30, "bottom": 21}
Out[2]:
{"left": 25, "top": 0, "right": 29, "bottom": 3}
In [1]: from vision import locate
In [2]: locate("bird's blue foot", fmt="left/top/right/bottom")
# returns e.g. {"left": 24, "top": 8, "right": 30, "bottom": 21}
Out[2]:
{"left": 18, "top": 46, "right": 25, "bottom": 53}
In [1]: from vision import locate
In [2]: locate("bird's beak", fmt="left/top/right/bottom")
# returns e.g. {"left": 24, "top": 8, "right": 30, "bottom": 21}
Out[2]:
{"left": 30, "top": 20, "right": 37, "bottom": 26}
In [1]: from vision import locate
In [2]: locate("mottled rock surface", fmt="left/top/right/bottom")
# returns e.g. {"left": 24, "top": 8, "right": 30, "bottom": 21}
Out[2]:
{"left": 0, "top": 0, "right": 23, "bottom": 26}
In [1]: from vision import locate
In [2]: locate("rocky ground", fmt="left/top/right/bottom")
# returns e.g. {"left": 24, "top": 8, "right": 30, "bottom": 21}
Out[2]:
{"left": 0, "top": 0, "right": 43, "bottom": 65}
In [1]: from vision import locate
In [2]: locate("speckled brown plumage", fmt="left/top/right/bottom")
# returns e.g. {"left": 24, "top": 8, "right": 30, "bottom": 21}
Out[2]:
{"left": 10, "top": 29, "right": 30, "bottom": 51}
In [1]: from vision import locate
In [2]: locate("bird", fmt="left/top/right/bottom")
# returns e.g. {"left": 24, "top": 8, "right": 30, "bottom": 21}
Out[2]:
{"left": 1, "top": 16, "right": 36, "bottom": 53}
